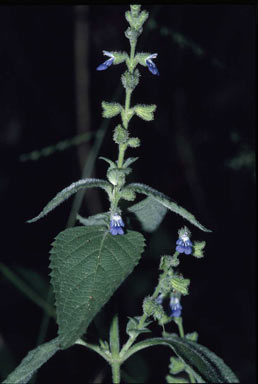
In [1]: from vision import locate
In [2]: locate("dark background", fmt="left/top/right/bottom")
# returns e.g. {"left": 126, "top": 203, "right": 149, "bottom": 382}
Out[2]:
{"left": 0, "top": 4, "right": 255, "bottom": 383}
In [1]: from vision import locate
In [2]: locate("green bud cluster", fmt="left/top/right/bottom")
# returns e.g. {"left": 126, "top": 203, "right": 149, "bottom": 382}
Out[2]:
{"left": 113, "top": 125, "right": 128, "bottom": 144}
{"left": 101, "top": 101, "right": 122, "bottom": 118}
{"left": 121, "top": 69, "right": 140, "bottom": 91}
{"left": 134, "top": 104, "right": 156, "bottom": 121}
{"left": 107, "top": 168, "right": 126, "bottom": 187}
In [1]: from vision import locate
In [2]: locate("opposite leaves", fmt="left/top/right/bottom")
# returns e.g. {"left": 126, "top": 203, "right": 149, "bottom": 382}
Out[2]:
{"left": 50, "top": 226, "right": 145, "bottom": 349}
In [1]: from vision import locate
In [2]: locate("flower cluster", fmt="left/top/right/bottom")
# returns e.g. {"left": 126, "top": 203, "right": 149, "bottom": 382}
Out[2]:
{"left": 96, "top": 51, "right": 159, "bottom": 76}
{"left": 176, "top": 226, "right": 193, "bottom": 255}
{"left": 169, "top": 295, "right": 182, "bottom": 318}
{"left": 109, "top": 213, "right": 125, "bottom": 235}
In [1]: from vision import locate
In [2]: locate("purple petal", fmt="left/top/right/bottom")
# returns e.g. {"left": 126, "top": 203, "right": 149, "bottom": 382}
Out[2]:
{"left": 185, "top": 240, "right": 193, "bottom": 246}
{"left": 176, "top": 239, "right": 183, "bottom": 246}
{"left": 117, "top": 227, "right": 124, "bottom": 235}
{"left": 110, "top": 227, "right": 118, "bottom": 235}
{"left": 171, "top": 308, "right": 182, "bottom": 317}
{"left": 119, "top": 219, "right": 125, "bottom": 227}
{"left": 146, "top": 60, "right": 159, "bottom": 75}
{"left": 96, "top": 58, "right": 114, "bottom": 71}
{"left": 184, "top": 246, "right": 192, "bottom": 255}
{"left": 176, "top": 245, "right": 185, "bottom": 253}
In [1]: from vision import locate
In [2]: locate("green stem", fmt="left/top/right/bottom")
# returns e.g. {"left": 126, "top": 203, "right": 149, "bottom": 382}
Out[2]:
{"left": 120, "top": 280, "right": 162, "bottom": 356}
{"left": 111, "top": 361, "right": 121, "bottom": 384}
{"left": 174, "top": 317, "right": 196, "bottom": 383}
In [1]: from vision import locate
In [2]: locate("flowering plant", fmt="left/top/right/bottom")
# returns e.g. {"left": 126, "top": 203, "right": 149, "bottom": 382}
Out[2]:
{"left": 3, "top": 5, "right": 238, "bottom": 384}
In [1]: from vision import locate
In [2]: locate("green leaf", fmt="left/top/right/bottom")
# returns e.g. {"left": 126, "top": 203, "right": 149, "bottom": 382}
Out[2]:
{"left": 123, "top": 335, "right": 239, "bottom": 383}
{"left": 3, "top": 338, "right": 60, "bottom": 384}
{"left": 127, "top": 183, "right": 211, "bottom": 232}
{"left": 123, "top": 157, "right": 139, "bottom": 168}
{"left": 50, "top": 226, "right": 145, "bottom": 349}
{"left": 134, "top": 104, "right": 156, "bottom": 121}
{"left": 27, "top": 178, "right": 111, "bottom": 223}
{"left": 193, "top": 241, "right": 206, "bottom": 258}
{"left": 170, "top": 276, "right": 190, "bottom": 296}
{"left": 126, "top": 316, "right": 152, "bottom": 338}
{"left": 99, "top": 156, "right": 116, "bottom": 169}
{"left": 166, "top": 375, "right": 188, "bottom": 383}
{"left": 102, "top": 101, "right": 122, "bottom": 118}
{"left": 128, "top": 196, "right": 167, "bottom": 233}
{"left": 77, "top": 213, "right": 109, "bottom": 227}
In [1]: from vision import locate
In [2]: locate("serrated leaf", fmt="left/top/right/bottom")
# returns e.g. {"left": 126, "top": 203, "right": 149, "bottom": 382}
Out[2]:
{"left": 27, "top": 178, "right": 110, "bottom": 223}
{"left": 3, "top": 338, "right": 60, "bottom": 384}
{"left": 77, "top": 213, "right": 109, "bottom": 227}
{"left": 50, "top": 226, "right": 145, "bottom": 349}
{"left": 127, "top": 183, "right": 211, "bottom": 232}
{"left": 128, "top": 196, "right": 167, "bottom": 232}
{"left": 124, "top": 335, "right": 239, "bottom": 383}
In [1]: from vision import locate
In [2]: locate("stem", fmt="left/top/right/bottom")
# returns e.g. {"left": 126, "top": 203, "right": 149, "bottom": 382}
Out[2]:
{"left": 120, "top": 280, "right": 162, "bottom": 356}
{"left": 111, "top": 361, "right": 121, "bottom": 384}
{"left": 174, "top": 317, "right": 196, "bottom": 383}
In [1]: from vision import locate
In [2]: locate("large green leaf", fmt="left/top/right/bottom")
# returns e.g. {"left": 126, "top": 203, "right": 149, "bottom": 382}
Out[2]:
{"left": 123, "top": 335, "right": 239, "bottom": 383}
{"left": 50, "top": 226, "right": 145, "bottom": 349}
{"left": 27, "top": 178, "right": 111, "bottom": 223}
{"left": 3, "top": 338, "right": 60, "bottom": 384}
{"left": 127, "top": 183, "right": 211, "bottom": 232}
{"left": 128, "top": 196, "right": 167, "bottom": 232}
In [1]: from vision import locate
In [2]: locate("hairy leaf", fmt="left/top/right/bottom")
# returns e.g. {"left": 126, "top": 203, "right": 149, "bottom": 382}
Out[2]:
{"left": 128, "top": 196, "right": 167, "bottom": 232}
{"left": 127, "top": 183, "right": 211, "bottom": 232}
{"left": 77, "top": 213, "right": 109, "bottom": 227}
{"left": 27, "top": 178, "right": 111, "bottom": 223}
{"left": 50, "top": 226, "right": 145, "bottom": 349}
{"left": 124, "top": 335, "right": 239, "bottom": 383}
{"left": 122, "top": 157, "right": 139, "bottom": 168}
{"left": 3, "top": 338, "right": 60, "bottom": 384}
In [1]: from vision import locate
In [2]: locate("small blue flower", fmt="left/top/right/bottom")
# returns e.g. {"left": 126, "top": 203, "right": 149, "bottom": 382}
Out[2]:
{"left": 176, "top": 226, "right": 193, "bottom": 255}
{"left": 96, "top": 50, "right": 114, "bottom": 71}
{"left": 169, "top": 295, "right": 182, "bottom": 318}
{"left": 145, "top": 53, "right": 159, "bottom": 76}
{"left": 109, "top": 213, "right": 125, "bottom": 235}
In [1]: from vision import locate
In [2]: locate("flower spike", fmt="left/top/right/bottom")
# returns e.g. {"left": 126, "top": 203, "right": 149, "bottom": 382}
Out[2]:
{"left": 109, "top": 213, "right": 125, "bottom": 235}
{"left": 146, "top": 53, "right": 159, "bottom": 76}
{"left": 96, "top": 50, "right": 115, "bottom": 71}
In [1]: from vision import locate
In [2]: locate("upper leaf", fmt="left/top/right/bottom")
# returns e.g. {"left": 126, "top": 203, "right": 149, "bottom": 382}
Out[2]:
{"left": 127, "top": 183, "right": 211, "bottom": 232}
{"left": 3, "top": 338, "right": 60, "bottom": 384}
{"left": 27, "top": 178, "right": 111, "bottom": 223}
{"left": 50, "top": 226, "right": 145, "bottom": 349}
{"left": 124, "top": 335, "right": 239, "bottom": 383}
{"left": 128, "top": 196, "right": 167, "bottom": 232}
{"left": 77, "top": 212, "right": 109, "bottom": 227}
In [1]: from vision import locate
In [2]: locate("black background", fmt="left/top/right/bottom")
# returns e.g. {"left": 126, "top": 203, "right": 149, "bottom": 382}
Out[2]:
{"left": 0, "top": 5, "right": 255, "bottom": 383}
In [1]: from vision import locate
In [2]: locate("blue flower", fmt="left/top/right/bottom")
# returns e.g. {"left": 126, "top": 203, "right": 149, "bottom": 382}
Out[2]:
{"left": 145, "top": 53, "right": 159, "bottom": 76}
{"left": 96, "top": 51, "right": 115, "bottom": 71}
{"left": 176, "top": 226, "right": 193, "bottom": 255}
{"left": 169, "top": 295, "right": 182, "bottom": 318}
{"left": 109, "top": 213, "right": 125, "bottom": 235}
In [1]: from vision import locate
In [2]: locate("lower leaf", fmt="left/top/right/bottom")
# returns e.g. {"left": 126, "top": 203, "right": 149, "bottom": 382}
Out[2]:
{"left": 50, "top": 226, "right": 145, "bottom": 349}
{"left": 123, "top": 335, "right": 239, "bottom": 383}
{"left": 3, "top": 338, "right": 60, "bottom": 384}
